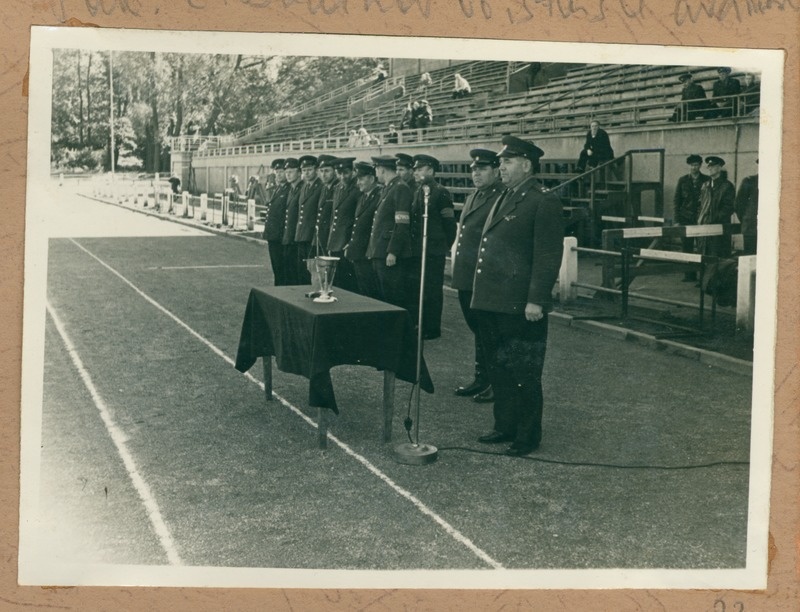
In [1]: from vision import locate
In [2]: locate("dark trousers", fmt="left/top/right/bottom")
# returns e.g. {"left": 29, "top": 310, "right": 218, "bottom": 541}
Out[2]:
{"left": 282, "top": 243, "right": 299, "bottom": 285}
{"left": 476, "top": 310, "right": 549, "bottom": 448}
{"left": 743, "top": 235, "right": 757, "bottom": 255}
{"left": 352, "top": 259, "right": 380, "bottom": 300}
{"left": 458, "top": 290, "right": 487, "bottom": 381}
{"left": 406, "top": 255, "right": 446, "bottom": 337}
{"left": 296, "top": 241, "right": 312, "bottom": 285}
{"left": 268, "top": 241, "right": 286, "bottom": 286}
{"left": 372, "top": 258, "right": 408, "bottom": 308}
{"left": 330, "top": 251, "right": 358, "bottom": 293}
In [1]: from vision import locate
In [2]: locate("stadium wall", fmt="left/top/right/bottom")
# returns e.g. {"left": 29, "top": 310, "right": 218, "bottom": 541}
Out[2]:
{"left": 182, "top": 120, "right": 758, "bottom": 222}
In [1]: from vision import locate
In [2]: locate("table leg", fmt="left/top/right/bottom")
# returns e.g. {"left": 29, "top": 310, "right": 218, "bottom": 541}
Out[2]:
{"left": 317, "top": 406, "right": 329, "bottom": 449}
{"left": 262, "top": 356, "right": 273, "bottom": 401}
{"left": 383, "top": 371, "right": 396, "bottom": 443}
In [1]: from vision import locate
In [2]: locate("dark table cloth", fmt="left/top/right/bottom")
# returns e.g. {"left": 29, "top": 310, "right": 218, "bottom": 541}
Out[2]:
{"left": 235, "top": 286, "right": 434, "bottom": 413}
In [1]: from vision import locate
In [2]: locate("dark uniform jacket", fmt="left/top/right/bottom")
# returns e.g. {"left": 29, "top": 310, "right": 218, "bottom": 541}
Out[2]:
{"left": 735, "top": 174, "right": 758, "bottom": 237}
{"left": 673, "top": 173, "right": 709, "bottom": 225}
{"left": 471, "top": 177, "right": 564, "bottom": 314}
{"left": 327, "top": 176, "right": 360, "bottom": 252}
{"left": 712, "top": 76, "right": 742, "bottom": 110}
{"left": 409, "top": 179, "right": 457, "bottom": 258}
{"left": 366, "top": 176, "right": 413, "bottom": 260}
{"left": 451, "top": 180, "right": 505, "bottom": 291}
{"left": 313, "top": 179, "right": 338, "bottom": 251}
{"left": 681, "top": 82, "right": 711, "bottom": 119}
{"left": 294, "top": 176, "right": 323, "bottom": 243}
{"left": 697, "top": 176, "right": 736, "bottom": 257}
{"left": 281, "top": 181, "right": 303, "bottom": 245}
{"left": 262, "top": 181, "right": 290, "bottom": 242}
{"left": 345, "top": 185, "right": 382, "bottom": 261}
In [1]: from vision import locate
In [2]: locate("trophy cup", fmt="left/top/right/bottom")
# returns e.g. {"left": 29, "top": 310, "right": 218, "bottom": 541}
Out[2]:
{"left": 313, "top": 255, "right": 340, "bottom": 303}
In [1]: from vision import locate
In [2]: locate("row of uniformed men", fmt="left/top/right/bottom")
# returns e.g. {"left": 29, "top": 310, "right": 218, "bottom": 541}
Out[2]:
{"left": 261, "top": 151, "right": 460, "bottom": 340}
{"left": 263, "top": 135, "right": 566, "bottom": 457}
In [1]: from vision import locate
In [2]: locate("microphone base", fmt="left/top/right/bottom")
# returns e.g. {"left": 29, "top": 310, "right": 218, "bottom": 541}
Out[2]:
{"left": 393, "top": 442, "right": 439, "bottom": 465}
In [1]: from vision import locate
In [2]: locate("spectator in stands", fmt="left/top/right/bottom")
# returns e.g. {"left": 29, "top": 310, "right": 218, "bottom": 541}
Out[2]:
{"left": 263, "top": 159, "right": 290, "bottom": 286}
{"left": 294, "top": 155, "right": 323, "bottom": 283}
{"left": 673, "top": 154, "right": 709, "bottom": 281}
{"left": 419, "top": 71, "right": 433, "bottom": 91}
{"left": 670, "top": 72, "right": 711, "bottom": 122}
{"left": 280, "top": 158, "right": 303, "bottom": 285}
{"left": 741, "top": 73, "right": 761, "bottom": 115}
{"left": 394, "top": 153, "right": 416, "bottom": 191}
{"left": 374, "top": 64, "right": 388, "bottom": 82}
{"left": 246, "top": 175, "right": 266, "bottom": 207}
{"left": 451, "top": 149, "right": 505, "bottom": 403}
{"left": 356, "top": 127, "right": 371, "bottom": 147}
{"left": 452, "top": 73, "right": 472, "bottom": 99}
{"left": 414, "top": 100, "right": 433, "bottom": 129}
{"left": 313, "top": 155, "right": 339, "bottom": 255}
{"left": 735, "top": 159, "right": 759, "bottom": 255}
{"left": 347, "top": 130, "right": 359, "bottom": 147}
{"left": 367, "top": 155, "right": 413, "bottom": 308}
{"left": 709, "top": 67, "right": 742, "bottom": 118}
{"left": 697, "top": 156, "right": 736, "bottom": 258}
{"left": 400, "top": 102, "right": 416, "bottom": 130}
{"left": 227, "top": 175, "right": 241, "bottom": 204}
{"left": 327, "top": 157, "right": 361, "bottom": 293}
{"left": 407, "top": 154, "right": 457, "bottom": 340}
{"left": 473, "top": 135, "right": 563, "bottom": 458}
{"left": 386, "top": 124, "right": 399, "bottom": 144}
{"left": 345, "top": 161, "right": 382, "bottom": 299}
{"left": 168, "top": 176, "right": 181, "bottom": 194}
{"left": 575, "top": 120, "right": 614, "bottom": 173}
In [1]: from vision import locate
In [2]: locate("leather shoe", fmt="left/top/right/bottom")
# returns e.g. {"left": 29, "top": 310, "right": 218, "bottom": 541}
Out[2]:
{"left": 504, "top": 443, "right": 538, "bottom": 457}
{"left": 472, "top": 386, "right": 494, "bottom": 403}
{"left": 478, "top": 430, "right": 514, "bottom": 444}
{"left": 455, "top": 379, "right": 490, "bottom": 397}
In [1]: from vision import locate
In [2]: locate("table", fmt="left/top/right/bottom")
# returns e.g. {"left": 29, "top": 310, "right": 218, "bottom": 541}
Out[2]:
{"left": 234, "top": 286, "right": 433, "bottom": 448}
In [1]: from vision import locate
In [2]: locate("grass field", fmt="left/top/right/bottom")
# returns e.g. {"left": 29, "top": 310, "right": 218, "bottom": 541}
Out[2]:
{"left": 21, "top": 191, "right": 755, "bottom": 587}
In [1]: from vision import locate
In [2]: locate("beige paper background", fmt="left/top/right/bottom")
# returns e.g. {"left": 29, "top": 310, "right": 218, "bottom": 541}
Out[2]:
{"left": 2, "top": 1, "right": 798, "bottom": 609}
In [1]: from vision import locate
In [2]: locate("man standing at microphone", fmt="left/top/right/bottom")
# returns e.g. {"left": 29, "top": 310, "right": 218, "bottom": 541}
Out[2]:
{"left": 472, "top": 135, "right": 564, "bottom": 457}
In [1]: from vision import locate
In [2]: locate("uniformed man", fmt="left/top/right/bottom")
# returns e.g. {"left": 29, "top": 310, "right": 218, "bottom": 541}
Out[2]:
{"left": 367, "top": 155, "right": 413, "bottom": 307}
{"left": 670, "top": 72, "right": 711, "bottom": 122}
{"left": 735, "top": 159, "right": 758, "bottom": 255}
{"left": 345, "top": 161, "right": 382, "bottom": 299}
{"left": 697, "top": 156, "right": 736, "bottom": 258}
{"left": 327, "top": 157, "right": 360, "bottom": 292}
{"left": 395, "top": 153, "right": 417, "bottom": 192}
{"left": 451, "top": 149, "right": 505, "bottom": 402}
{"left": 710, "top": 67, "right": 742, "bottom": 118}
{"left": 313, "top": 155, "right": 339, "bottom": 255}
{"left": 280, "top": 157, "right": 303, "bottom": 285}
{"left": 262, "top": 158, "right": 290, "bottom": 286}
{"left": 294, "top": 155, "right": 323, "bottom": 284}
{"left": 673, "top": 154, "right": 709, "bottom": 281}
{"left": 407, "top": 153, "right": 457, "bottom": 340}
{"left": 473, "top": 135, "right": 564, "bottom": 457}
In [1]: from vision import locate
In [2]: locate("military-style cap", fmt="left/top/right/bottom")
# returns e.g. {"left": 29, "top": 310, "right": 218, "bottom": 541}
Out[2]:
{"left": 395, "top": 153, "right": 414, "bottom": 169}
{"left": 717, "top": 67, "right": 732, "bottom": 74}
{"left": 469, "top": 148, "right": 500, "bottom": 168}
{"left": 678, "top": 72, "right": 693, "bottom": 83}
{"left": 299, "top": 155, "right": 318, "bottom": 168}
{"left": 271, "top": 158, "right": 286, "bottom": 170}
{"left": 497, "top": 135, "right": 545, "bottom": 162}
{"left": 335, "top": 157, "right": 356, "bottom": 171}
{"left": 686, "top": 154, "right": 703, "bottom": 165}
{"left": 705, "top": 156, "right": 726, "bottom": 166}
{"left": 354, "top": 161, "right": 376, "bottom": 177}
{"left": 412, "top": 154, "right": 440, "bottom": 172}
{"left": 317, "top": 155, "right": 338, "bottom": 169}
{"left": 371, "top": 155, "right": 398, "bottom": 169}
{"left": 284, "top": 157, "right": 300, "bottom": 169}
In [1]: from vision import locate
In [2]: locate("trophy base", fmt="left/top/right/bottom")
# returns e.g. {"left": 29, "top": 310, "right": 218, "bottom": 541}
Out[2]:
{"left": 313, "top": 294, "right": 338, "bottom": 303}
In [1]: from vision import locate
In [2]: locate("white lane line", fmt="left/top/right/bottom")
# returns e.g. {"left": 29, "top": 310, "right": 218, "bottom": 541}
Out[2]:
{"left": 68, "top": 238, "right": 503, "bottom": 570}
{"left": 46, "top": 300, "right": 183, "bottom": 566}
{"left": 149, "top": 265, "right": 264, "bottom": 270}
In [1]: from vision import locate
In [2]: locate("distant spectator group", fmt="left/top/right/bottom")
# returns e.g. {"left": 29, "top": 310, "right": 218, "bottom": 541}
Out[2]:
{"left": 399, "top": 99, "right": 433, "bottom": 130}
{"left": 670, "top": 67, "right": 760, "bottom": 122}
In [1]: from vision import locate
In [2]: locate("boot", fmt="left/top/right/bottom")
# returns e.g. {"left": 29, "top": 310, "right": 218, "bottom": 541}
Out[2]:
{"left": 455, "top": 377, "right": 490, "bottom": 397}
{"left": 472, "top": 385, "right": 494, "bottom": 403}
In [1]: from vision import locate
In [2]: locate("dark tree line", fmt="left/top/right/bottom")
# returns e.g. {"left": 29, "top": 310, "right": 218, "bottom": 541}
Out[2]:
{"left": 51, "top": 50, "right": 381, "bottom": 173}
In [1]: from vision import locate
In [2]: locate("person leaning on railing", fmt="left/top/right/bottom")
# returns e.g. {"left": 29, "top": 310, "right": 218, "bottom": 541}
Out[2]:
{"left": 669, "top": 72, "right": 712, "bottom": 123}
{"left": 708, "top": 67, "right": 742, "bottom": 118}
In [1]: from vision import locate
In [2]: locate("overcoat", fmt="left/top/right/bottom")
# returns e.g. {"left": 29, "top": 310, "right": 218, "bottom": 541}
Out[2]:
{"left": 281, "top": 181, "right": 303, "bottom": 246}
{"left": 409, "top": 179, "right": 457, "bottom": 258}
{"left": 345, "top": 185, "right": 382, "bottom": 261}
{"left": 294, "top": 176, "right": 323, "bottom": 243}
{"left": 366, "top": 176, "right": 412, "bottom": 260}
{"left": 673, "top": 173, "right": 709, "bottom": 225}
{"left": 327, "top": 176, "right": 361, "bottom": 252}
{"left": 471, "top": 177, "right": 564, "bottom": 314}
{"left": 451, "top": 180, "right": 504, "bottom": 291}
{"left": 262, "top": 181, "right": 289, "bottom": 242}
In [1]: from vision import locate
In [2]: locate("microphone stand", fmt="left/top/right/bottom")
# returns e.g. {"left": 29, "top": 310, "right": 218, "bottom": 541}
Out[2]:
{"left": 394, "top": 183, "right": 438, "bottom": 465}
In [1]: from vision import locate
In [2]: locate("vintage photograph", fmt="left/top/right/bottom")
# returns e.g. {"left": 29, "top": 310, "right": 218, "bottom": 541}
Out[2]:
{"left": 19, "top": 28, "right": 781, "bottom": 589}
